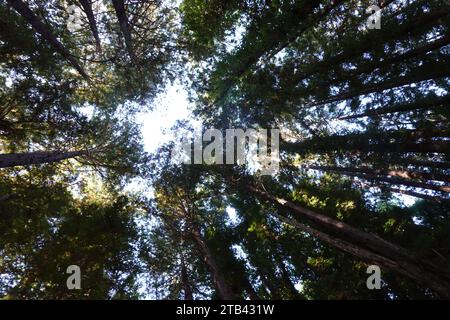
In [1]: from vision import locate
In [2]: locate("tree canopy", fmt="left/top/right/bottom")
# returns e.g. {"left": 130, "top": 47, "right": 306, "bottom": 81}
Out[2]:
{"left": 0, "top": 0, "right": 449, "bottom": 300}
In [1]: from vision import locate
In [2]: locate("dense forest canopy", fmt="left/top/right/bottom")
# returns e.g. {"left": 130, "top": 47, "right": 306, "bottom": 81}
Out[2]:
{"left": 0, "top": 0, "right": 449, "bottom": 299}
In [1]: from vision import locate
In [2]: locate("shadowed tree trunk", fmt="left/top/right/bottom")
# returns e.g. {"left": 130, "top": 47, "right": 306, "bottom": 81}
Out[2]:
{"left": 339, "top": 94, "right": 450, "bottom": 120}
{"left": 309, "top": 165, "right": 450, "bottom": 184}
{"left": 0, "top": 150, "right": 87, "bottom": 168}
{"left": 283, "top": 128, "right": 450, "bottom": 155}
{"left": 393, "top": 159, "right": 450, "bottom": 170}
{"left": 180, "top": 256, "right": 193, "bottom": 300}
{"left": 388, "top": 188, "right": 450, "bottom": 203}
{"left": 272, "top": 212, "right": 450, "bottom": 299}
{"left": 7, "top": 0, "right": 90, "bottom": 80}
{"left": 111, "top": 0, "right": 135, "bottom": 61}
{"left": 79, "top": 0, "right": 102, "bottom": 52}
{"left": 190, "top": 226, "right": 236, "bottom": 300}
{"left": 244, "top": 184, "right": 450, "bottom": 298}
{"left": 309, "top": 166, "right": 450, "bottom": 193}
{"left": 311, "top": 59, "right": 450, "bottom": 107}
{"left": 274, "top": 252, "right": 303, "bottom": 300}
{"left": 291, "top": 5, "right": 450, "bottom": 86}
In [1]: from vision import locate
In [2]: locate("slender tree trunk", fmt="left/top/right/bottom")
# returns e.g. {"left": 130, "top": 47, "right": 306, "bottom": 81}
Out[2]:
{"left": 274, "top": 253, "right": 303, "bottom": 300}
{"left": 394, "top": 159, "right": 450, "bottom": 170}
{"left": 180, "top": 256, "right": 193, "bottom": 300}
{"left": 310, "top": 166, "right": 450, "bottom": 193}
{"left": 259, "top": 272, "right": 281, "bottom": 300}
{"left": 388, "top": 188, "right": 450, "bottom": 204}
{"left": 310, "top": 165, "right": 450, "bottom": 184}
{"left": 321, "top": 35, "right": 450, "bottom": 91}
{"left": 339, "top": 94, "right": 450, "bottom": 120}
{"left": 111, "top": 0, "right": 135, "bottom": 61}
{"left": 0, "top": 150, "right": 86, "bottom": 168}
{"left": 190, "top": 226, "right": 235, "bottom": 300}
{"left": 7, "top": 0, "right": 90, "bottom": 80}
{"left": 244, "top": 184, "right": 450, "bottom": 298}
{"left": 311, "top": 59, "right": 450, "bottom": 107}
{"left": 243, "top": 279, "right": 260, "bottom": 300}
{"left": 284, "top": 129, "right": 450, "bottom": 155}
{"left": 290, "top": 6, "right": 450, "bottom": 86}
{"left": 79, "top": 0, "right": 102, "bottom": 52}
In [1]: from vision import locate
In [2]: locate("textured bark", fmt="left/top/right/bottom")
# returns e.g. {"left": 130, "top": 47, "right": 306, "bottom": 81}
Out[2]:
{"left": 7, "top": 0, "right": 89, "bottom": 80}
{"left": 0, "top": 150, "right": 86, "bottom": 168}
{"left": 111, "top": 0, "right": 135, "bottom": 61}
{"left": 245, "top": 185, "right": 450, "bottom": 298}
{"left": 79, "top": 0, "right": 102, "bottom": 52}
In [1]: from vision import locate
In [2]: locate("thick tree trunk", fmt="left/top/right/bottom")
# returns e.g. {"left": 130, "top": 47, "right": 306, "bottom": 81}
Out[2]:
{"left": 190, "top": 227, "right": 235, "bottom": 300}
{"left": 272, "top": 212, "right": 450, "bottom": 299}
{"left": 111, "top": 0, "right": 135, "bottom": 61}
{"left": 7, "top": 0, "right": 90, "bottom": 80}
{"left": 245, "top": 185, "right": 450, "bottom": 298}
{"left": 0, "top": 150, "right": 86, "bottom": 168}
{"left": 79, "top": 0, "right": 102, "bottom": 52}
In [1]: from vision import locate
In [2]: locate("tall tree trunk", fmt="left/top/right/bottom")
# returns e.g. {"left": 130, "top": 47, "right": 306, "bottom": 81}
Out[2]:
{"left": 292, "top": 6, "right": 450, "bottom": 85}
{"left": 0, "top": 150, "right": 86, "bottom": 168}
{"left": 111, "top": 0, "right": 135, "bottom": 61}
{"left": 274, "top": 253, "right": 303, "bottom": 300}
{"left": 309, "top": 165, "right": 450, "bottom": 184}
{"left": 339, "top": 94, "right": 450, "bottom": 120}
{"left": 272, "top": 212, "right": 450, "bottom": 299}
{"left": 180, "top": 256, "right": 193, "bottom": 300}
{"left": 319, "top": 35, "right": 450, "bottom": 91}
{"left": 79, "top": 0, "right": 102, "bottom": 52}
{"left": 393, "top": 159, "right": 450, "bottom": 170}
{"left": 388, "top": 188, "right": 450, "bottom": 204}
{"left": 243, "top": 279, "right": 260, "bottom": 300}
{"left": 190, "top": 226, "right": 235, "bottom": 300}
{"left": 309, "top": 166, "right": 450, "bottom": 193}
{"left": 311, "top": 59, "right": 450, "bottom": 107}
{"left": 7, "top": 0, "right": 90, "bottom": 80}
{"left": 244, "top": 184, "right": 450, "bottom": 298}
{"left": 284, "top": 129, "right": 450, "bottom": 156}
